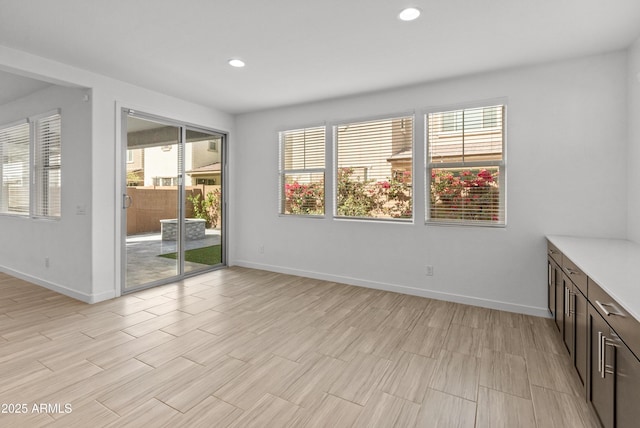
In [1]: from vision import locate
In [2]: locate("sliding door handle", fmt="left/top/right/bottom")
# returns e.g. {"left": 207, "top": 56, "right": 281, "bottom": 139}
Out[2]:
{"left": 123, "top": 194, "right": 133, "bottom": 209}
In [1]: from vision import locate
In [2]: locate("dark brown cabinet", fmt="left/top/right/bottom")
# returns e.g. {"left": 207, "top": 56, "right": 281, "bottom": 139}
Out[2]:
{"left": 547, "top": 242, "right": 563, "bottom": 333}
{"left": 547, "top": 257, "right": 557, "bottom": 319}
{"left": 562, "top": 274, "right": 574, "bottom": 355}
{"left": 562, "top": 274, "right": 588, "bottom": 386}
{"left": 574, "top": 285, "right": 587, "bottom": 385}
{"left": 615, "top": 335, "right": 640, "bottom": 428}
{"left": 546, "top": 238, "right": 640, "bottom": 428}
{"left": 561, "top": 267, "right": 588, "bottom": 388}
{"left": 555, "top": 267, "right": 564, "bottom": 333}
{"left": 588, "top": 304, "right": 640, "bottom": 428}
{"left": 589, "top": 304, "right": 614, "bottom": 428}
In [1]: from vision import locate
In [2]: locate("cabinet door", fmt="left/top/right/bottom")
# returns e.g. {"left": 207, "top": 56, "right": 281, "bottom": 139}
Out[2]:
{"left": 614, "top": 332, "right": 640, "bottom": 428}
{"left": 555, "top": 263, "right": 564, "bottom": 333}
{"left": 547, "top": 257, "right": 556, "bottom": 318}
{"left": 574, "top": 287, "right": 587, "bottom": 387}
{"left": 589, "top": 305, "right": 614, "bottom": 428}
{"left": 563, "top": 275, "right": 574, "bottom": 358}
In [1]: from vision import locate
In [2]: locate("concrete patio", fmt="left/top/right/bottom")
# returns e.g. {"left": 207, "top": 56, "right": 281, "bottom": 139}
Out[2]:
{"left": 125, "top": 228, "right": 221, "bottom": 289}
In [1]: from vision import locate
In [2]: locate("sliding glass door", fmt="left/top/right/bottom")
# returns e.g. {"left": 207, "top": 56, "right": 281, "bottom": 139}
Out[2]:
{"left": 122, "top": 110, "right": 225, "bottom": 292}
{"left": 183, "top": 129, "right": 224, "bottom": 275}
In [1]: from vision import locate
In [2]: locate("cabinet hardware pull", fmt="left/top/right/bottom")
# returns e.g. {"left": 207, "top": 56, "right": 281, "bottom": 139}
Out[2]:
{"left": 603, "top": 337, "right": 616, "bottom": 378}
{"left": 600, "top": 332, "right": 607, "bottom": 378}
{"left": 549, "top": 249, "right": 558, "bottom": 254}
{"left": 595, "top": 300, "right": 624, "bottom": 317}
{"left": 565, "top": 288, "right": 573, "bottom": 317}
{"left": 564, "top": 267, "right": 578, "bottom": 275}
{"left": 570, "top": 292, "right": 576, "bottom": 315}
{"left": 598, "top": 331, "right": 604, "bottom": 376}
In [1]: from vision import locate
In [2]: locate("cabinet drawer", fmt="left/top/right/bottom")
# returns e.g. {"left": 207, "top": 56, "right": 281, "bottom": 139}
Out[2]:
{"left": 562, "top": 257, "right": 587, "bottom": 295}
{"left": 589, "top": 278, "right": 640, "bottom": 361}
{"left": 547, "top": 241, "right": 562, "bottom": 265}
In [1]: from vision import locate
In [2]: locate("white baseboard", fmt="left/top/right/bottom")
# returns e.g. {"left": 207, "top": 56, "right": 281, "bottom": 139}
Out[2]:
{"left": 232, "top": 260, "right": 550, "bottom": 318}
{"left": 0, "top": 265, "right": 115, "bottom": 304}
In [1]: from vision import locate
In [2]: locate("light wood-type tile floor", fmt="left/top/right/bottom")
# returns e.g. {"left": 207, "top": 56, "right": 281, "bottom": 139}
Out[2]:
{"left": 0, "top": 267, "right": 602, "bottom": 427}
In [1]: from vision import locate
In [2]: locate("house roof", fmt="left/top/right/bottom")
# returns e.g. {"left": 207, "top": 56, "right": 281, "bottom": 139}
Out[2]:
{"left": 186, "top": 163, "right": 221, "bottom": 176}
{"left": 387, "top": 149, "right": 412, "bottom": 162}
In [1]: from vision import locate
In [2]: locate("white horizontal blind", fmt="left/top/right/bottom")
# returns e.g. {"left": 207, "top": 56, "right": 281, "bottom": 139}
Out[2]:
{"left": 335, "top": 116, "right": 413, "bottom": 220}
{"left": 427, "top": 105, "right": 505, "bottom": 225}
{"left": 34, "top": 113, "right": 62, "bottom": 218}
{"left": 279, "top": 126, "right": 325, "bottom": 215}
{"left": 0, "top": 122, "right": 30, "bottom": 215}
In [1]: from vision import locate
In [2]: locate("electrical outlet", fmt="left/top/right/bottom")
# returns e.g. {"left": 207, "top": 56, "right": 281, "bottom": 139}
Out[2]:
{"left": 45, "top": 257, "right": 50, "bottom": 268}
{"left": 426, "top": 265, "right": 433, "bottom": 276}
{"left": 259, "top": 245, "right": 264, "bottom": 254}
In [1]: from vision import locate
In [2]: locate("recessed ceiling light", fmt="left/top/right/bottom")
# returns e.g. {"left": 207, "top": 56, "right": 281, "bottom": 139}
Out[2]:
{"left": 399, "top": 7, "right": 421, "bottom": 21}
{"left": 228, "top": 58, "right": 245, "bottom": 68}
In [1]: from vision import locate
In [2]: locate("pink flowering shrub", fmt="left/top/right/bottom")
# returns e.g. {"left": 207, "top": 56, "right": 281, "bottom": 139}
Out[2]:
{"left": 284, "top": 180, "right": 324, "bottom": 215}
{"left": 337, "top": 168, "right": 412, "bottom": 219}
{"left": 430, "top": 168, "right": 499, "bottom": 222}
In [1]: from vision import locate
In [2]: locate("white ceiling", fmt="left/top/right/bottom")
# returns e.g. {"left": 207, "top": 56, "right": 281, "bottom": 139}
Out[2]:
{"left": 1, "top": 0, "right": 639, "bottom": 114}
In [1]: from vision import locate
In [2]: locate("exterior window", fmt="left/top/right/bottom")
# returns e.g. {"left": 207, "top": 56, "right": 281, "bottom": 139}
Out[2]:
{"left": 335, "top": 116, "right": 413, "bottom": 220}
{"left": 127, "top": 150, "right": 134, "bottom": 163}
{"left": 441, "top": 111, "right": 462, "bottom": 132}
{"left": 208, "top": 140, "right": 218, "bottom": 152}
{"left": 196, "top": 178, "right": 216, "bottom": 185}
{"left": 34, "top": 113, "right": 62, "bottom": 218}
{"left": 279, "top": 126, "right": 325, "bottom": 216}
{"left": 427, "top": 105, "right": 505, "bottom": 226}
{"left": 0, "top": 122, "right": 30, "bottom": 215}
{"left": 153, "top": 177, "right": 178, "bottom": 187}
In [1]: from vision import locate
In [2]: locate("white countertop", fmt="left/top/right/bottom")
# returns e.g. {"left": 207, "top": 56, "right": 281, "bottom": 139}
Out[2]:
{"left": 547, "top": 235, "right": 640, "bottom": 322}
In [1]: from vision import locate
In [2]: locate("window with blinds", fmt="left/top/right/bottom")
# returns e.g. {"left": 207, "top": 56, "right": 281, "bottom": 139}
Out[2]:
{"left": 34, "top": 113, "right": 62, "bottom": 218}
{"left": 0, "top": 122, "right": 30, "bottom": 215}
{"left": 0, "top": 112, "right": 62, "bottom": 218}
{"left": 335, "top": 115, "right": 413, "bottom": 220}
{"left": 279, "top": 126, "right": 325, "bottom": 216}
{"left": 426, "top": 104, "right": 505, "bottom": 226}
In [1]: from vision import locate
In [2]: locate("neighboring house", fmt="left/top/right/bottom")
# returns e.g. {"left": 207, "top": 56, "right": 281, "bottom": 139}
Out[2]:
{"left": 186, "top": 162, "right": 222, "bottom": 185}
{"left": 125, "top": 148, "right": 144, "bottom": 186}
{"left": 126, "top": 132, "right": 221, "bottom": 187}
{"left": 336, "top": 117, "right": 412, "bottom": 184}
{"left": 427, "top": 106, "right": 503, "bottom": 163}
{"left": 286, "top": 106, "right": 502, "bottom": 188}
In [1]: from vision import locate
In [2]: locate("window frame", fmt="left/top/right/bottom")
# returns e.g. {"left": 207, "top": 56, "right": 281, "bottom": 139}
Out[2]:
{"left": 278, "top": 125, "right": 326, "bottom": 217}
{"left": 0, "top": 119, "right": 31, "bottom": 216}
{"left": 425, "top": 100, "right": 507, "bottom": 227}
{"left": 332, "top": 112, "right": 415, "bottom": 223}
{"left": 0, "top": 109, "right": 62, "bottom": 220}
{"left": 32, "top": 110, "right": 62, "bottom": 219}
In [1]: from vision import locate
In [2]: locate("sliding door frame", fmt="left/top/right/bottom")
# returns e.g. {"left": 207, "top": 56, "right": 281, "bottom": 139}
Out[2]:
{"left": 120, "top": 108, "right": 228, "bottom": 294}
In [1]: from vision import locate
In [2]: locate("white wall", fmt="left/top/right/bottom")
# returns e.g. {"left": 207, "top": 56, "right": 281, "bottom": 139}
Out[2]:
{"left": 233, "top": 52, "right": 628, "bottom": 316}
{"left": 0, "top": 45, "right": 632, "bottom": 310}
{"left": 0, "top": 45, "right": 234, "bottom": 302}
{"left": 0, "top": 85, "right": 92, "bottom": 299}
{"left": 628, "top": 37, "right": 640, "bottom": 244}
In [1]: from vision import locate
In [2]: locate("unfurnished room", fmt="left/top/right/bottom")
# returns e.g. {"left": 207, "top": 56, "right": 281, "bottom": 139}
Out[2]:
{"left": 1, "top": 1, "right": 639, "bottom": 427}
